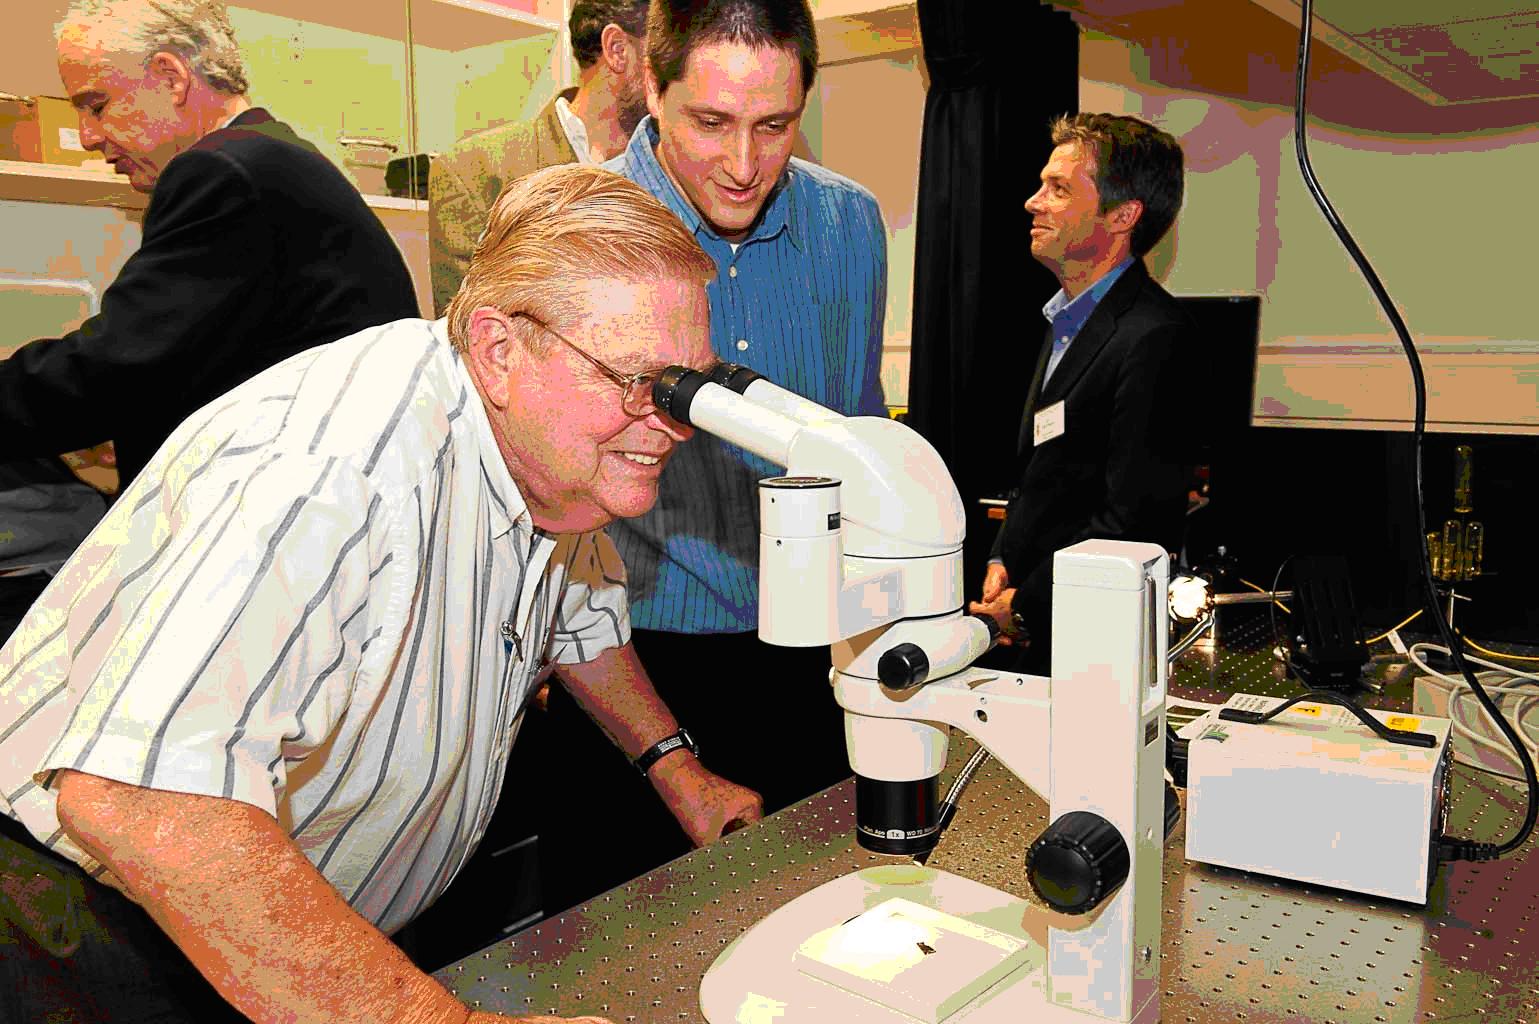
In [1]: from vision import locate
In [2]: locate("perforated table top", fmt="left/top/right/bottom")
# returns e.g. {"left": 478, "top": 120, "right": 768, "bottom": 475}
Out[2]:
{"left": 436, "top": 611, "right": 1539, "bottom": 1023}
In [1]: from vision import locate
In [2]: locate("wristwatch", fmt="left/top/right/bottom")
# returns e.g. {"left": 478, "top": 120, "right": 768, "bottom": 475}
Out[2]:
{"left": 1004, "top": 610, "right": 1029, "bottom": 642}
{"left": 634, "top": 727, "right": 699, "bottom": 775}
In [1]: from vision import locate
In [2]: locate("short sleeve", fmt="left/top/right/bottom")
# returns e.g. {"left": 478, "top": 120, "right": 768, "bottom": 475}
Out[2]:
{"left": 35, "top": 453, "right": 382, "bottom": 820}
{"left": 547, "top": 530, "right": 630, "bottom": 664}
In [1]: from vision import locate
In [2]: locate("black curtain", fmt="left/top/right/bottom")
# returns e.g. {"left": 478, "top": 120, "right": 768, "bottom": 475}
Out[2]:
{"left": 907, "top": 0, "right": 1081, "bottom": 592}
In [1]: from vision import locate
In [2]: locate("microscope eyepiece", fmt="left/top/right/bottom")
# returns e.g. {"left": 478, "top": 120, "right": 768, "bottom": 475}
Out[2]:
{"left": 652, "top": 366, "right": 709, "bottom": 426}
{"left": 653, "top": 363, "right": 764, "bottom": 425}
{"left": 708, "top": 362, "right": 762, "bottom": 394}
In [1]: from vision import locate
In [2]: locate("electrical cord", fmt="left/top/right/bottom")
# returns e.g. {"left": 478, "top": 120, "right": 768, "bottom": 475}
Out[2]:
{"left": 1294, "top": 0, "right": 1535, "bottom": 863}
{"left": 1238, "top": 577, "right": 1291, "bottom": 614}
{"left": 1365, "top": 609, "right": 1423, "bottom": 645}
{"left": 1462, "top": 634, "right": 1539, "bottom": 663}
{"left": 913, "top": 746, "right": 991, "bottom": 866}
{"left": 1266, "top": 558, "right": 1292, "bottom": 669}
{"left": 1407, "top": 642, "right": 1539, "bottom": 780}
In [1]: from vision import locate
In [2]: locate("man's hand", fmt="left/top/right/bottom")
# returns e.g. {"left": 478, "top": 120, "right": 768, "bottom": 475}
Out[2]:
{"left": 647, "top": 753, "right": 764, "bottom": 847}
{"left": 968, "top": 587, "right": 1022, "bottom": 646}
{"left": 553, "top": 644, "right": 763, "bottom": 844}
{"left": 980, "top": 562, "right": 1009, "bottom": 603}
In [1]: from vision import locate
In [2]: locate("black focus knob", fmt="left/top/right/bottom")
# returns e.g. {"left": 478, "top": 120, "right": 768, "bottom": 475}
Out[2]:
{"left": 877, "top": 643, "right": 929, "bottom": 690}
{"left": 1026, "top": 810, "right": 1130, "bottom": 915}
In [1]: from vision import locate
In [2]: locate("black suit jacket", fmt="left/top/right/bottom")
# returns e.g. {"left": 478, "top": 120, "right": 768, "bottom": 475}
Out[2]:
{"left": 0, "top": 108, "right": 417, "bottom": 485}
{"left": 991, "top": 259, "right": 1196, "bottom": 647}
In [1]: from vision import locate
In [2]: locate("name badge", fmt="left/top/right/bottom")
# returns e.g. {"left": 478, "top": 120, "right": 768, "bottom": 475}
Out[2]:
{"left": 1033, "top": 401, "right": 1066, "bottom": 446}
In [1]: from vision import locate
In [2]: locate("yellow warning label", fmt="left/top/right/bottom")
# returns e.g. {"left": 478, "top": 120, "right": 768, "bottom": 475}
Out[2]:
{"left": 1289, "top": 704, "right": 1323, "bottom": 717}
{"left": 1385, "top": 715, "right": 1420, "bottom": 731}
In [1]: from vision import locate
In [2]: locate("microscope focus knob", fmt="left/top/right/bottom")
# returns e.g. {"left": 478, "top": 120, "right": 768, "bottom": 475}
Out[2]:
{"left": 877, "top": 643, "right": 929, "bottom": 690}
{"left": 1026, "top": 811, "right": 1130, "bottom": 915}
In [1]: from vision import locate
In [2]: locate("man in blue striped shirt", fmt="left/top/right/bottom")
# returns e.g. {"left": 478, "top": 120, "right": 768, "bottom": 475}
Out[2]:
{"left": 541, "top": 0, "right": 888, "bottom": 912}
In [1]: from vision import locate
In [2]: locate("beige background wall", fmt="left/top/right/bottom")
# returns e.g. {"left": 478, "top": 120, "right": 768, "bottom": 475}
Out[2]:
{"left": 0, "top": 1, "right": 566, "bottom": 324}
{"left": 15, "top": 4, "right": 1532, "bottom": 429}
{"left": 2, "top": 0, "right": 926, "bottom": 409}
{"left": 1079, "top": 28, "right": 1539, "bottom": 434}
{"left": 803, "top": 49, "right": 926, "bottom": 409}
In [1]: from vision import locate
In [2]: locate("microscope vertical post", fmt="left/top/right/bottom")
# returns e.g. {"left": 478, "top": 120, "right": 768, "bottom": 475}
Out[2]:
{"left": 1048, "top": 540, "right": 1168, "bottom": 1022}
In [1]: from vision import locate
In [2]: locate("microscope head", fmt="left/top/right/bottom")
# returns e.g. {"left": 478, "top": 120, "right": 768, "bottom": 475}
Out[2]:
{"left": 653, "top": 365, "right": 977, "bottom": 857}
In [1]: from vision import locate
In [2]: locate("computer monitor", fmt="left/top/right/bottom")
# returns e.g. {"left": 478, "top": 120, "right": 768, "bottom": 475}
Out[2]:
{"left": 1175, "top": 294, "right": 1261, "bottom": 467}
{"left": 1174, "top": 294, "right": 1262, "bottom": 567}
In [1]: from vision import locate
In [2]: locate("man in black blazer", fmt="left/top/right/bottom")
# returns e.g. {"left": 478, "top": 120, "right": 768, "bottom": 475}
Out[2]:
{"left": 0, "top": 0, "right": 417, "bottom": 489}
{"left": 970, "top": 113, "right": 1194, "bottom": 673}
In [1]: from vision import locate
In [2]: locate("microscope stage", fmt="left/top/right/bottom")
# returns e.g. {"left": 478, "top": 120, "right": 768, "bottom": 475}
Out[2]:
{"left": 699, "top": 865, "right": 1133, "bottom": 1024}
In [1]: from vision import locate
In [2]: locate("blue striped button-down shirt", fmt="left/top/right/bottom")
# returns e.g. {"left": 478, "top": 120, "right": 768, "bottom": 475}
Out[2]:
{"left": 605, "top": 118, "right": 888, "bottom": 634}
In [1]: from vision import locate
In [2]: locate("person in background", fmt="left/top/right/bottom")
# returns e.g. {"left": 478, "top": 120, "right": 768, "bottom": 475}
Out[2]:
{"left": 0, "top": 458, "right": 106, "bottom": 644}
{"left": 429, "top": 0, "right": 652, "bottom": 315}
{"left": 0, "top": 0, "right": 418, "bottom": 489}
{"left": 0, "top": 164, "right": 760, "bottom": 1024}
{"left": 422, "top": 0, "right": 655, "bottom": 936}
{"left": 970, "top": 112, "right": 1195, "bottom": 674}
{"left": 0, "top": 0, "right": 417, "bottom": 659}
{"left": 539, "top": 0, "right": 889, "bottom": 914}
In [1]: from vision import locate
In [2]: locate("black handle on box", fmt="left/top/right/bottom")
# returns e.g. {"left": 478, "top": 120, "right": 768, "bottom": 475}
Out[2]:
{"left": 1218, "top": 691, "right": 1436, "bottom": 748}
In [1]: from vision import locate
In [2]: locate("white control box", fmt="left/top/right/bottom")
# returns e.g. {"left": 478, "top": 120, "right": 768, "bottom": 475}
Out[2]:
{"left": 1184, "top": 693, "right": 1453, "bottom": 904}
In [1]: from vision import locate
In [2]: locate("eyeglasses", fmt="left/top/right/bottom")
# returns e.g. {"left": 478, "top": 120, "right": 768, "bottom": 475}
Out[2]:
{"left": 509, "top": 311, "right": 664, "bottom": 417}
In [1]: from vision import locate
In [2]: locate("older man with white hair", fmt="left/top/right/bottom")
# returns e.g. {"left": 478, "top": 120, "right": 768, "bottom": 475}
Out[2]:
{"left": 0, "top": 163, "right": 762, "bottom": 1023}
{"left": 0, "top": 0, "right": 417, "bottom": 487}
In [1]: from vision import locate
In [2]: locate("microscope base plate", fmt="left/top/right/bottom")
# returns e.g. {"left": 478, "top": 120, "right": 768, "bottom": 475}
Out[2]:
{"left": 699, "top": 865, "right": 1149, "bottom": 1024}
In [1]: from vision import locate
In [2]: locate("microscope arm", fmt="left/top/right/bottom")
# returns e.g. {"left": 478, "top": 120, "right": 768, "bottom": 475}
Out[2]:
{"left": 834, "top": 665, "right": 1052, "bottom": 802}
{"left": 662, "top": 366, "right": 1168, "bottom": 1024}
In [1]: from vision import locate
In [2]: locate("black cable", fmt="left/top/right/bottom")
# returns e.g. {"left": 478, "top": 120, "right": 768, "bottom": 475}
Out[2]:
{"left": 1268, "top": 555, "right": 1292, "bottom": 668}
{"left": 1293, "top": 0, "right": 1535, "bottom": 861}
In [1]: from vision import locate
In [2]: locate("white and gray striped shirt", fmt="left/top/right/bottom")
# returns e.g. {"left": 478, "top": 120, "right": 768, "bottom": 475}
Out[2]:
{"left": 0, "top": 318, "right": 629, "bottom": 935}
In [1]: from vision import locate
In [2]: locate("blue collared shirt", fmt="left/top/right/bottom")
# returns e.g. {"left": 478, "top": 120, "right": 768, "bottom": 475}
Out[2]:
{"left": 604, "top": 117, "right": 888, "bottom": 633}
{"left": 986, "top": 257, "right": 1135, "bottom": 572}
{"left": 1041, "top": 257, "right": 1133, "bottom": 383}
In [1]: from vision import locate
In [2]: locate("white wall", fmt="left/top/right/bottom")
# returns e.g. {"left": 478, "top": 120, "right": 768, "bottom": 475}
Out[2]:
{"left": 0, "top": 200, "right": 141, "bottom": 347}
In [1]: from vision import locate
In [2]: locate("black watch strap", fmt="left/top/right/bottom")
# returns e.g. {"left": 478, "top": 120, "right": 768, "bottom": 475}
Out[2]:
{"left": 1006, "top": 610, "right": 1029, "bottom": 641}
{"left": 634, "top": 727, "right": 699, "bottom": 775}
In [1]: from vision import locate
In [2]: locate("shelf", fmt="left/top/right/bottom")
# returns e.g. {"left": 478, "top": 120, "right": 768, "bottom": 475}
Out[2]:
{"left": 0, "top": 160, "right": 145, "bottom": 210}
{"left": 1, "top": 159, "right": 422, "bottom": 215}
{"left": 363, "top": 194, "right": 426, "bottom": 212}
{"left": 230, "top": 0, "right": 557, "bottom": 51}
{"left": 415, "top": 0, "right": 558, "bottom": 51}
{"left": 814, "top": 3, "right": 920, "bottom": 66}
